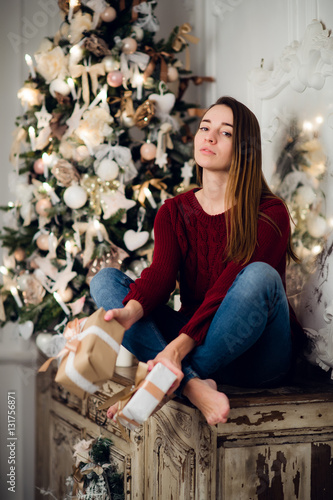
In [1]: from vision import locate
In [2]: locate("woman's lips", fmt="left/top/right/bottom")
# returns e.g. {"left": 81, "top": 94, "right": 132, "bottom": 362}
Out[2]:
{"left": 200, "top": 148, "right": 215, "bottom": 155}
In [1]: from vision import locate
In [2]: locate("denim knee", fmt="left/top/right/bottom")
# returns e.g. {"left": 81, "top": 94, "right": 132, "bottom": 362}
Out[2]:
{"left": 90, "top": 267, "right": 132, "bottom": 305}
{"left": 237, "top": 262, "right": 283, "bottom": 292}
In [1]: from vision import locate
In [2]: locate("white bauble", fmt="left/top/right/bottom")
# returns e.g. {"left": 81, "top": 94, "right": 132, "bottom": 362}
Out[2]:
{"left": 167, "top": 66, "right": 179, "bottom": 82}
{"left": 129, "top": 259, "right": 147, "bottom": 276}
{"left": 49, "top": 79, "right": 71, "bottom": 97}
{"left": 36, "top": 234, "right": 50, "bottom": 251}
{"left": 63, "top": 185, "right": 87, "bottom": 209}
{"left": 295, "top": 185, "right": 316, "bottom": 207}
{"left": 307, "top": 215, "right": 327, "bottom": 238}
{"left": 102, "top": 55, "right": 120, "bottom": 72}
{"left": 35, "top": 332, "right": 53, "bottom": 352}
{"left": 58, "top": 287, "right": 73, "bottom": 303}
{"left": 96, "top": 158, "right": 119, "bottom": 181}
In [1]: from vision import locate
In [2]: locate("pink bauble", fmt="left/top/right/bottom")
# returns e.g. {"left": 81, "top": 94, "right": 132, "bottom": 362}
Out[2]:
{"left": 36, "top": 234, "right": 49, "bottom": 251}
{"left": 35, "top": 198, "right": 52, "bottom": 217}
{"left": 33, "top": 158, "right": 45, "bottom": 175}
{"left": 14, "top": 248, "right": 26, "bottom": 262}
{"left": 107, "top": 71, "right": 124, "bottom": 88}
{"left": 167, "top": 66, "right": 179, "bottom": 82}
{"left": 140, "top": 142, "right": 157, "bottom": 161}
{"left": 100, "top": 6, "right": 117, "bottom": 22}
{"left": 122, "top": 37, "right": 137, "bottom": 55}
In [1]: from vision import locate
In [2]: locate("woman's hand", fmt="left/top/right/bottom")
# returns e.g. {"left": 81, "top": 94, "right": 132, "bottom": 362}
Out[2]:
{"left": 147, "top": 345, "right": 184, "bottom": 394}
{"left": 104, "top": 300, "right": 144, "bottom": 330}
{"left": 147, "top": 334, "right": 196, "bottom": 394}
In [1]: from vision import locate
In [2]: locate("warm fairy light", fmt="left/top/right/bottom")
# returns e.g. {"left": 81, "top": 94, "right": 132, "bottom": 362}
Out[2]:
{"left": 303, "top": 121, "right": 313, "bottom": 132}
{"left": 28, "top": 126, "right": 36, "bottom": 151}
{"left": 132, "top": 70, "right": 144, "bottom": 100}
{"left": 24, "top": 54, "right": 36, "bottom": 78}
{"left": 42, "top": 182, "right": 51, "bottom": 193}
{"left": 53, "top": 291, "right": 71, "bottom": 315}
{"left": 0, "top": 266, "right": 9, "bottom": 275}
{"left": 312, "top": 244, "right": 322, "bottom": 255}
{"left": 10, "top": 286, "right": 23, "bottom": 308}
{"left": 315, "top": 115, "right": 324, "bottom": 125}
{"left": 68, "top": 0, "right": 80, "bottom": 22}
{"left": 143, "top": 187, "right": 157, "bottom": 208}
{"left": 17, "top": 87, "right": 40, "bottom": 108}
{"left": 69, "top": 44, "right": 83, "bottom": 65}
{"left": 8, "top": 202, "right": 14, "bottom": 208}
{"left": 93, "top": 219, "right": 104, "bottom": 242}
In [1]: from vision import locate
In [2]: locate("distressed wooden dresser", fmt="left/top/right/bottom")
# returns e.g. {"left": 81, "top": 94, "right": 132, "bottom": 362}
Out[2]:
{"left": 36, "top": 361, "right": 333, "bottom": 499}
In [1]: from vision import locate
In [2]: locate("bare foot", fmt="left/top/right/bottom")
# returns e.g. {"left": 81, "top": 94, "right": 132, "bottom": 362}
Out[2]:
{"left": 183, "top": 378, "right": 230, "bottom": 426}
{"left": 106, "top": 402, "right": 119, "bottom": 420}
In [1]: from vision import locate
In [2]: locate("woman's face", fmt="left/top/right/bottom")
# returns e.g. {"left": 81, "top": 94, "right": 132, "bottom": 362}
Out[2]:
{"left": 194, "top": 105, "right": 233, "bottom": 174}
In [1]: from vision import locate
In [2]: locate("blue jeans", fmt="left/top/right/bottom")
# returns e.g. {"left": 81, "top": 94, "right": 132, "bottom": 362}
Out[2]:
{"left": 90, "top": 262, "right": 292, "bottom": 393}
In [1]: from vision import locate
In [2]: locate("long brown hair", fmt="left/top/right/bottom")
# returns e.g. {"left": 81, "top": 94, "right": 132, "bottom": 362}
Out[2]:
{"left": 196, "top": 96, "right": 299, "bottom": 264}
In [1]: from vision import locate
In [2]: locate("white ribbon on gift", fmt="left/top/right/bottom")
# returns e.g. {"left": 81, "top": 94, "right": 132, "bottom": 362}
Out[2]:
{"left": 64, "top": 325, "right": 121, "bottom": 394}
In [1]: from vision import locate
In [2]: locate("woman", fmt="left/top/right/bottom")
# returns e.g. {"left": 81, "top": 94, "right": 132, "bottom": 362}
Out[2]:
{"left": 90, "top": 96, "right": 303, "bottom": 426}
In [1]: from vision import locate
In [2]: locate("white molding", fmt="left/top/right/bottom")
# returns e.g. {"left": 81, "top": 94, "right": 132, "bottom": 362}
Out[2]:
{"left": 248, "top": 20, "right": 333, "bottom": 101}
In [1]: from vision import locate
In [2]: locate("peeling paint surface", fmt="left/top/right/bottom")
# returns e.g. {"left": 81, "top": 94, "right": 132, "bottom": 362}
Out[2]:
{"left": 229, "top": 410, "right": 286, "bottom": 427}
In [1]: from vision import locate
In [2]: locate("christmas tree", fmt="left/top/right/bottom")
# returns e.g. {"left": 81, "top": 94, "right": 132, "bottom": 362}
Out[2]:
{"left": 0, "top": 0, "right": 211, "bottom": 338}
{"left": 271, "top": 116, "right": 330, "bottom": 311}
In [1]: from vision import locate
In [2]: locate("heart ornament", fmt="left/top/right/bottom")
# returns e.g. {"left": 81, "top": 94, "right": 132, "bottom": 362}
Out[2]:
{"left": 18, "top": 320, "right": 34, "bottom": 340}
{"left": 124, "top": 230, "right": 149, "bottom": 251}
{"left": 148, "top": 92, "right": 175, "bottom": 118}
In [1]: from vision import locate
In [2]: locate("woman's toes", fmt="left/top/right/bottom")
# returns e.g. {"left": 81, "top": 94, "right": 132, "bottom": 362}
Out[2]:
{"left": 107, "top": 402, "right": 119, "bottom": 420}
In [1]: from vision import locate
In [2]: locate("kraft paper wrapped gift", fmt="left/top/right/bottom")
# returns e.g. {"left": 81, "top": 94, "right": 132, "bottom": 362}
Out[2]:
{"left": 104, "top": 362, "right": 178, "bottom": 431}
{"left": 39, "top": 307, "right": 125, "bottom": 399}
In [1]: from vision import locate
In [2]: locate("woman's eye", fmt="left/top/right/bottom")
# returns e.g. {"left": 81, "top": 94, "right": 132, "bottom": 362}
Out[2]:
{"left": 221, "top": 131, "right": 232, "bottom": 137}
{"left": 199, "top": 126, "right": 208, "bottom": 131}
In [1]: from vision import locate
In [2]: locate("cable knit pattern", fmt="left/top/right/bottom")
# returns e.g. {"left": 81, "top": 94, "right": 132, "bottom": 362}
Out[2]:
{"left": 124, "top": 188, "right": 300, "bottom": 345}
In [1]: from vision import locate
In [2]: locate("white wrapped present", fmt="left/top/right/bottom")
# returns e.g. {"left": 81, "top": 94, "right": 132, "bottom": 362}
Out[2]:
{"left": 118, "top": 362, "right": 177, "bottom": 429}
{"left": 99, "top": 362, "right": 177, "bottom": 432}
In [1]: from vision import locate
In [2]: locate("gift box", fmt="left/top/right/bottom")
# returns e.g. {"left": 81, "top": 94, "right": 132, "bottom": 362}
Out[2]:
{"left": 106, "top": 362, "right": 177, "bottom": 431}
{"left": 39, "top": 307, "right": 125, "bottom": 399}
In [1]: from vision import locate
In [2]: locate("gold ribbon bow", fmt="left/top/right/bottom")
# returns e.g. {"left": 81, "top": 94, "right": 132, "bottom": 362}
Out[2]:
{"left": 72, "top": 465, "right": 85, "bottom": 495}
{"left": 38, "top": 318, "right": 83, "bottom": 373}
{"left": 81, "top": 173, "right": 118, "bottom": 215}
{"left": 70, "top": 62, "right": 105, "bottom": 106}
{"left": 108, "top": 90, "right": 134, "bottom": 118}
{"left": 172, "top": 23, "right": 199, "bottom": 71}
{"left": 143, "top": 46, "right": 169, "bottom": 83}
{"left": 132, "top": 178, "right": 168, "bottom": 207}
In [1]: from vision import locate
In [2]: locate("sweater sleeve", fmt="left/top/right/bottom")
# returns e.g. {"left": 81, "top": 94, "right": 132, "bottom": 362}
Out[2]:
{"left": 181, "top": 201, "right": 290, "bottom": 345}
{"left": 123, "top": 202, "right": 181, "bottom": 316}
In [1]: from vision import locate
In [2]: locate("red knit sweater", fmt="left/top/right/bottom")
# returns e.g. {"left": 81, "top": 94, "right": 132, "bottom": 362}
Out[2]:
{"left": 124, "top": 188, "right": 301, "bottom": 346}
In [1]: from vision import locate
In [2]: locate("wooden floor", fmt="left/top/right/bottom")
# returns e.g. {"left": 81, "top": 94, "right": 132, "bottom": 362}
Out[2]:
{"left": 36, "top": 359, "right": 333, "bottom": 499}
